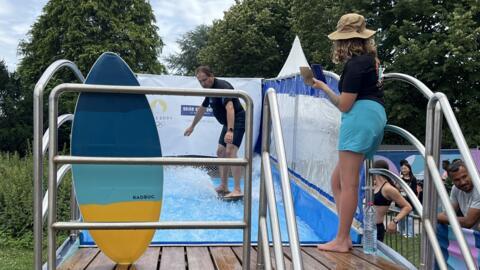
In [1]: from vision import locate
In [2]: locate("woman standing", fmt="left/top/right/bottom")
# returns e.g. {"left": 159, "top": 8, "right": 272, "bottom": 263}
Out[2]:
{"left": 398, "top": 162, "right": 418, "bottom": 237}
{"left": 312, "top": 13, "right": 387, "bottom": 252}
{"left": 373, "top": 160, "right": 412, "bottom": 241}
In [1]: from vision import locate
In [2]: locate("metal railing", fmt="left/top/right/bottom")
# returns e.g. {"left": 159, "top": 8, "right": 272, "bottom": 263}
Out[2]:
{"left": 370, "top": 167, "right": 447, "bottom": 270}
{"left": 33, "top": 60, "right": 85, "bottom": 270}
{"left": 383, "top": 208, "right": 422, "bottom": 267}
{"left": 40, "top": 83, "right": 254, "bottom": 269}
{"left": 41, "top": 114, "right": 74, "bottom": 222}
{"left": 256, "top": 88, "right": 303, "bottom": 270}
{"left": 383, "top": 73, "right": 480, "bottom": 269}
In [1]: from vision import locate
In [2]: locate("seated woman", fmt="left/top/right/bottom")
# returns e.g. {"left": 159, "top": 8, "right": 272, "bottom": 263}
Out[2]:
{"left": 373, "top": 160, "right": 413, "bottom": 241}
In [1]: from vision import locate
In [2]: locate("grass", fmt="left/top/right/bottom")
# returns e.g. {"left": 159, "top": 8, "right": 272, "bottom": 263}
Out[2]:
{"left": 0, "top": 246, "right": 33, "bottom": 270}
{"left": 384, "top": 232, "right": 422, "bottom": 267}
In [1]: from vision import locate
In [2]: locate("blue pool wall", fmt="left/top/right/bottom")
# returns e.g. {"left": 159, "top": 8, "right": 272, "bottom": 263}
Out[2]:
{"left": 270, "top": 157, "right": 363, "bottom": 244}
{"left": 261, "top": 72, "right": 364, "bottom": 243}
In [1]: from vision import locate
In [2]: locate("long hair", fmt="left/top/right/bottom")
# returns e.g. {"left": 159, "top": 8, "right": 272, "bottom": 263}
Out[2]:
{"left": 401, "top": 163, "right": 415, "bottom": 180}
{"left": 332, "top": 38, "right": 377, "bottom": 64}
{"left": 373, "top": 160, "right": 396, "bottom": 187}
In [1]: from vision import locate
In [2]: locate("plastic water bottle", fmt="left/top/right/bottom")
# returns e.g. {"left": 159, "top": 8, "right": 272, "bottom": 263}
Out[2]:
{"left": 363, "top": 201, "right": 377, "bottom": 254}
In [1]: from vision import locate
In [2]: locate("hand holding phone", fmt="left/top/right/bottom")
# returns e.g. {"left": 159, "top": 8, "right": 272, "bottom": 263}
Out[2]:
{"left": 311, "top": 64, "right": 327, "bottom": 83}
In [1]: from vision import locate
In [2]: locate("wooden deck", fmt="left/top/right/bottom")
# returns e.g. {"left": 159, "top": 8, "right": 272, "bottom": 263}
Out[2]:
{"left": 58, "top": 246, "right": 406, "bottom": 270}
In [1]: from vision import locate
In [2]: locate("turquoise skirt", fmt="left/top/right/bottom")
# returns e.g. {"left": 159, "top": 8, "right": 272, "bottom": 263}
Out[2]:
{"left": 338, "top": 100, "right": 386, "bottom": 159}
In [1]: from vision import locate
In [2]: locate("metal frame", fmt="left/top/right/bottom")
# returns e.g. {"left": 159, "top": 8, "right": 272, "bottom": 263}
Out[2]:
{"left": 383, "top": 72, "right": 479, "bottom": 269}
{"left": 41, "top": 83, "right": 254, "bottom": 269}
{"left": 257, "top": 88, "right": 303, "bottom": 270}
{"left": 33, "top": 60, "right": 85, "bottom": 270}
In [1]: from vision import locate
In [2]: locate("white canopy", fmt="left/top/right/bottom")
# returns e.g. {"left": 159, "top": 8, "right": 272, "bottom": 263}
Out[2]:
{"left": 277, "top": 35, "right": 310, "bottom": 78}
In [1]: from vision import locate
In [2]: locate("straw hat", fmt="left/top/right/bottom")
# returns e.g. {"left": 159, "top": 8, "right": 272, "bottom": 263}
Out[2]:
{"left": 328, "top": 13, "right": 376, "bottom": 40}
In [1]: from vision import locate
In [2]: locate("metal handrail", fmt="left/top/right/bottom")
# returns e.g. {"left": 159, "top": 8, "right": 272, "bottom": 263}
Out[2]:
{"left": 369, "top": 168, "right": 447, "bottom": 270}
{"left": 384, "top": 125, "right": 425, "bottom": 157}
{"left": 42, "top": 114, "right": 74, "bottom": 154}
{"left": 33, "top": 60, "right": 84, "bottom": 270}
{"left": 45, "top": 83, "right": 254, "bottom": 270}
{"left": 383, "top": 73, "right": 478, "bottom": 269}
{"left": 257, "top": 88, "right": 303, "bottom": 270}
{"left": 383, "top": 73, "right": 434, "bottom": 99}
{"left": 42, "top": 164, "right": 71, "bottom": 221}
{"left": 424, "top": 93, "right": 479, "bottom": 269}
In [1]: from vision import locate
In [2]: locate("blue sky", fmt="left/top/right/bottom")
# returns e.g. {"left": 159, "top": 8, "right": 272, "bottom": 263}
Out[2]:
{"left": 0, "top": 0, "right": 235, "bottom": 72}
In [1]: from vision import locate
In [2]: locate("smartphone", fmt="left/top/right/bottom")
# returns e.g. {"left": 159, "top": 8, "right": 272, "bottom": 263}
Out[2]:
{"left": 311, "top": 64, "right": 327, "bottom": 83}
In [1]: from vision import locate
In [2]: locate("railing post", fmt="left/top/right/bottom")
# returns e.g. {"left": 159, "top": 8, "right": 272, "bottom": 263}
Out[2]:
{"left": 257, "top": 95, "right": 271, "bottom": 269}
{"left": 422, "top": 101, "right": 436, "bottom": 269}
{"left": 365, "top": 159, "right": 374, "bottom": 205}
{"left": 33, "top": 60, "right": 84, "bottom": 270}
{"left": 48, "top": 90, "right": 60, "bottom": 270}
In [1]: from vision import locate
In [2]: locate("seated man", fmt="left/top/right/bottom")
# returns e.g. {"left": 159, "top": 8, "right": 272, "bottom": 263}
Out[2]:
{"left": 437, "top": 160, "right": 480, "bottom": 229}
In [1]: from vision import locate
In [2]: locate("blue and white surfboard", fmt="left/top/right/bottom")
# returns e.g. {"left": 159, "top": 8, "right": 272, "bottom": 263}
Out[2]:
{"left": 71, "top": 52, "right": 163, "bottom": 264}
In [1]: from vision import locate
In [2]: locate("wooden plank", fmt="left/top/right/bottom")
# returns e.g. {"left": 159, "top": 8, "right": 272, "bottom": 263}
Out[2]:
{"left": 232, "top": 246, "right": 257, "bottom": 269}
{"left": 264, "top": 247, "right": 293, "bottom": 270}
{"left": 283, "top": 247, "right": 328, "bottom": 270}
{"left": 85, "top": 251, "right": 116, "bottom": 270}
{"left": 351, "top": 248, "right": 406, "bottom": 270}
{"left": 113, "top": 265, "right": 129, "bottom": 270}
{"left": 303, "top": 247, "right": 383, "bottom": 270}
{"left": 58, "top": 248, "right": 100, "bottom": 270}
{"left": 210, "top": 247, "right": 242, "bottom": 270}
{"left": 302, "top": 247, "right": 350, "bottom": 269}
{"left": 130, "top": 248, "right": 160, "bottom": 270}
{"left": 186, "top": 247, "right": 215, "bottom": 270}
{"left": 159, "top": 247, "right": 186, "bottom": 270}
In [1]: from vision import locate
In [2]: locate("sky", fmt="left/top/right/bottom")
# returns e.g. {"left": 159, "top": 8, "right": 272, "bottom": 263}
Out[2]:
{"left": 0, "top": 0, "right": 235, "bottom": 72}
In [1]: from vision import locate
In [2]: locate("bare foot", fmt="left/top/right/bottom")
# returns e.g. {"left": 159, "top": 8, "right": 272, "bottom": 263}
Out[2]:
{"left": 215, "top": 185, "right": 230, "bottom": 194}
{"left": 317, "top": 239, "right": 351, "bottom": 253}
{"left": 224, "top": 189, "right": 243, "bottom": 199}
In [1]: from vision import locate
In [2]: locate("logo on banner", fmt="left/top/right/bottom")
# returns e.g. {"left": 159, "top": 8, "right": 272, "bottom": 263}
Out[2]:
{"left": 181, "top": 105, "right": 213, "bottom": 116}
{"left": 149, "top": 99, "right": 168, "bottom": 112}
{"left": 149, "top": 98, "right": 173, "bottom": 128}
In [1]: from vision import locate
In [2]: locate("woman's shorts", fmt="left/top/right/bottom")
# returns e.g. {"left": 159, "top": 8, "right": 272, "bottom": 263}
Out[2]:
{"left": 338, "top": 100, "right": 386, "bottom": 159}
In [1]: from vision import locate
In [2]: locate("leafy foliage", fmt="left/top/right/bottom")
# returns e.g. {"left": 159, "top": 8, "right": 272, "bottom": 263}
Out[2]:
{"left": 198, "top": 0, "right": 293, "bottom": 77}
{"left": 166, "top": 25, "right": 211, "bottom": 75}
{"left": 0, "top": 152, "right": 72, "bottom": 242}
{"left": 2, "top": 0, "right": 166, "bottom": 153}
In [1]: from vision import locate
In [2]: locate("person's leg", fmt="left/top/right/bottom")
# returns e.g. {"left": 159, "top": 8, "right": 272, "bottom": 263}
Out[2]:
{"left": 318, "top": 150, "right": 364, "bottom": 252}
{"left": 224, "top": 144, "right": 243, "bottom": 197}
{"left": 328, "top": 163, "right": 353, "bottom": 249}
{"left": 216, "top": 144, "right": 229, "bottom": 193}
{"left": 331, "top": 164, "right": 341, "bottom": 217}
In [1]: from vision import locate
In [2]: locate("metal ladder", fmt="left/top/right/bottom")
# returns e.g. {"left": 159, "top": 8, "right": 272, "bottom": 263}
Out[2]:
{"left": 256, "top": 88, "right": 303, "bottom": 270}
{"left": 367, "top": 73, "right": 480, "bottom": 270}
{"left": 33, "top": 61, "right": 256, "bottom": 270}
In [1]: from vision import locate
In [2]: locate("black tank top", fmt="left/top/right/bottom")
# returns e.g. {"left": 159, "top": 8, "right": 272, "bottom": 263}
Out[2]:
{"left": 374, "top": 182, "right": 392, "bottom": 206}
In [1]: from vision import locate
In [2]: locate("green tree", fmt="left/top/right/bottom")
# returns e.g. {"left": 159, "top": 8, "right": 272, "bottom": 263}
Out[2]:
{"left": 290, "top": 0, "right": 480, "bottom": 147}
{"left": 166, "top": 25, "right": 211, "bottom": 75}
{"left": 0, "top": 61, "right": 27, "bottom": 153}
{"left": 10, "top": 0, "right": 166, "bottom": 154}
{"left": 198, "top": 0, "right": 293, "bottom": 77}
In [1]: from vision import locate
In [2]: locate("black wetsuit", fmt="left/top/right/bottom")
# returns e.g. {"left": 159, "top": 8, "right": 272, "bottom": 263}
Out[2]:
{"left": 201, "top": 78, "right": 245, "bottom": 147}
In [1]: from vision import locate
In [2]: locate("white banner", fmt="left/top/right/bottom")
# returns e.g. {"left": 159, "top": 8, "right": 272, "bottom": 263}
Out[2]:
{"left": 137, "top": 74, "right": 262, "bottom": 157}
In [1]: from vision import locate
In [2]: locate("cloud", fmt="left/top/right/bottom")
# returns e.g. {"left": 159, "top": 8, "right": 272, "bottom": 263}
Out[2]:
{"left": 153, "top": 0, "right": 234, "bottom": 59}
{"left": 0, "top": 0, "right": 234, "bottom": 72}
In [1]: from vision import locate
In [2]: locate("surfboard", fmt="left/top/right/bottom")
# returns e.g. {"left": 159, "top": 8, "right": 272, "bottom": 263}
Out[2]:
{"left": 71, "top": 52, "right": 163, "bottom": 264}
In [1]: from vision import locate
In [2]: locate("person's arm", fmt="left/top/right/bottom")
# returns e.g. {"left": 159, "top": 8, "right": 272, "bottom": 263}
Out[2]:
{"left": 385, "top": 186, "right": 413, "bottom": 233}
{"left": 457, "top": 208, "right": 480, "bottom": 228}
{"left": 224, "top": 101, "right": 235, "bottom": 144}
{"left": 312, "top": 78, "right": 356, "bottom": 112}
{"left": 437, "top": 202, "right": 460, "bottom": 224}
{"left": 184, "top": 106, "right": 206, "bottom": 136}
